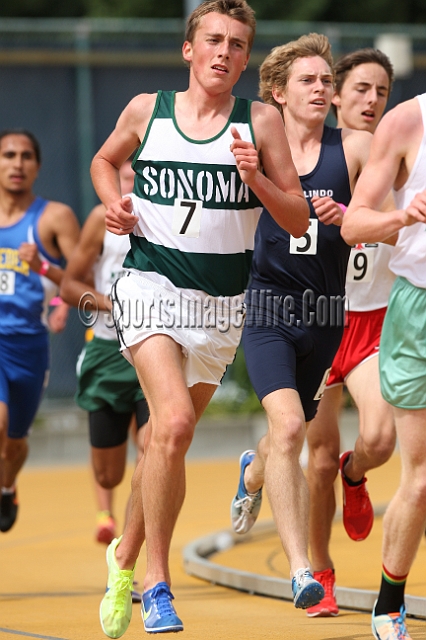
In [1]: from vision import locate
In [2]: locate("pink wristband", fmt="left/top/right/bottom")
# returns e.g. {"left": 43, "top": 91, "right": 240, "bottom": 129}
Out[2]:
{"left": 338, "top": 203, "right": 347, "bottom": 213}
{"left": 38, "top": 260, "right": 49, "bottom": 276}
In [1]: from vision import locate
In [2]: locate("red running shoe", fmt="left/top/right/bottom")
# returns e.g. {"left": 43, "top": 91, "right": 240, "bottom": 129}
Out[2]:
{"left": 340, "top": 451, "right": 374, "bottom": 541}
{"left": 95, "top": 511, "right": 116, "bottom": 545}
{"left": 306, "top": 568, "right": 339, "bottom": 617}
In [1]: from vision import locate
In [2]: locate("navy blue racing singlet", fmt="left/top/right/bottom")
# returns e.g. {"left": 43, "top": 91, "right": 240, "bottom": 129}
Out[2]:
{"left": 249, "top": 125, "right": 351, "bottom": 300}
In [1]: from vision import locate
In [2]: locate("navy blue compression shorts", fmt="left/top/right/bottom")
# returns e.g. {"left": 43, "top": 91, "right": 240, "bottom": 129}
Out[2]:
{"left": 242, "top": 298, "right": 344, "bottom": 422}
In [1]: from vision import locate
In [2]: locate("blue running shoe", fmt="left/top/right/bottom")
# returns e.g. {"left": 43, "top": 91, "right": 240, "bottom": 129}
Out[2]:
{"left": 141, "top": 582, "right": 183, "bottom": 634}
{"left": 231, "top": 450, "right": 263, "bottom": 534}
{"left": 292, "top": 568, "right": 325, "bottom": 609}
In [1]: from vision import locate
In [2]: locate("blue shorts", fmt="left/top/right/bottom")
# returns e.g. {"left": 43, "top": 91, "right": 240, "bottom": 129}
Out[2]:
{"left": 0, "top": 332, "right": 49, "bottom": 439}
{"left": 242, "top": 297, "right": 344, "bottom": 422}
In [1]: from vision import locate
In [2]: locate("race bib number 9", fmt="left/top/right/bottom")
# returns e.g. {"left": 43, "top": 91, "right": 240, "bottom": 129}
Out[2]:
{"left": 289, "top": 219, "right": 318, "bottom": 255}
{"left": 172, "top": 198, "right": 203, "bottom": 238}
{"left": 0, "top": 270, "right": 15, "bottom": 295}
{"left": 346, "top": 245, "right": 376, "bottom": 283}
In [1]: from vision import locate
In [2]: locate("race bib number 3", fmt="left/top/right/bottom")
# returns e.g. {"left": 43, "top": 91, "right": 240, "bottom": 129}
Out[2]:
{"left": 289, "top": 219, "right": 318, "bottom": 255}
{"left": 0, "top": 270, "right": 15, "bottom": 295}
{"left": 347, "top": 245, "right": 376, "bottom": 283}
{"left": 172, "top": 198, "right": 203, "bottom": 238}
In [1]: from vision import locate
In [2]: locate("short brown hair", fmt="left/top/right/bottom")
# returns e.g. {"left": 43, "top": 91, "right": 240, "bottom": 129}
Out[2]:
{"left": 331, "top": 48, "right": 394, "bottom": 117}
{"left": 259, "top": 33, "right": 334, "bottom": 114}
{"left": 185, "top": 0, "right": 256, "bottom": 53}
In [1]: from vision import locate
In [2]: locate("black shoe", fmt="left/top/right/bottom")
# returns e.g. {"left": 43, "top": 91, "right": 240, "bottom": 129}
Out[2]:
{"left": 132, "top": 580, "right": 142, "bottom": 603}
{"left": 0, "top": 490, "right": 19, "bottom": 532}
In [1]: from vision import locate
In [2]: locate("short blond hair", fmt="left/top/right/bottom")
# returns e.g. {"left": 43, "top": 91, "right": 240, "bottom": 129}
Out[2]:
{"left": 259, "top": 33, "right": 334, "bottom": 112}
{"left": 185, "top": 0, "right": 256, "bottom": 53}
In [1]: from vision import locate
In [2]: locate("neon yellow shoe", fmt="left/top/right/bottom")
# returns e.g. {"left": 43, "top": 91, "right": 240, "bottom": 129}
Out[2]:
{"left": 100, "top": 537, "right": 135, "bottom": 638}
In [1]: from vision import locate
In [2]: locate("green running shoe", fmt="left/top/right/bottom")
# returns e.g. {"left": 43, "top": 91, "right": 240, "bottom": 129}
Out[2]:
{"left": 100, "top": 537, "right": 135, "bottom": 638}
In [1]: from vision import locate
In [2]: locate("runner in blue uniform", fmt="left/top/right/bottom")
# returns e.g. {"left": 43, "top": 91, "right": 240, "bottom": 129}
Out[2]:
{"left": 230, "top": 33, "right": 371, "bottom": 609}
{"left": 0, "top": 129, "right": 80, "bottom": 532}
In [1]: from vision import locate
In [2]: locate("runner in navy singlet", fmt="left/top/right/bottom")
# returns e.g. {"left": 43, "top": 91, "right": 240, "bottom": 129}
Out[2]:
{"left": 230, "top": 33, "right": 371, "bottom": 611}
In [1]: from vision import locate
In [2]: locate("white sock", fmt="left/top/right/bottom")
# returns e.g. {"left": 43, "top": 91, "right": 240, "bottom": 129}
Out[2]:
{"left": 1, "top": 485, "right": 16, "bottom": 495}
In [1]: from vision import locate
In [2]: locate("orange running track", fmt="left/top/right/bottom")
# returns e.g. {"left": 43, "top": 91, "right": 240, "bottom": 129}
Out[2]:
{"left": 1, "top": 454, "right": 425, "bottom": 640}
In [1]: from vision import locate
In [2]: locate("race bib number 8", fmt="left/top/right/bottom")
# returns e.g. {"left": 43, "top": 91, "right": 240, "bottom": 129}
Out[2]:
{"left": 289, "top": 219, "right": 318, "bottom": 255}
{"left": 0, "top": 270, "right": 15, "bottom": 295}
{"left": 172, "top": 198, "right": 203, "bottom": 238}
{"left": 347, "top": 245, "right": 376, "bottom": 283}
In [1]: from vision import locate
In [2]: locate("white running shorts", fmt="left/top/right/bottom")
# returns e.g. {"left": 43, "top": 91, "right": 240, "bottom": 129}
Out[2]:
{"left": 111, "top": 271, "right": 245, "bottom": 388}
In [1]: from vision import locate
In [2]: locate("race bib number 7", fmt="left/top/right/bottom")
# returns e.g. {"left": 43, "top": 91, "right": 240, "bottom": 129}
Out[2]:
{"left": 0, "top": 270, "right": 15, "bottom": 295}
{"left": 172, "top": 198, "right": 203, "bottom": 238}
{"left": 289, "top": 219, "right": 318, "bottom": 255}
